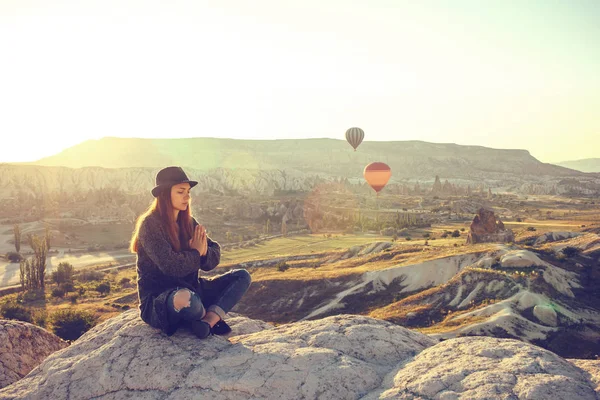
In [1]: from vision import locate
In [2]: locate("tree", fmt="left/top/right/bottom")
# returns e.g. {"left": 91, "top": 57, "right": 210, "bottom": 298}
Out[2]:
{"left": 432, "top": 175, "right": 442, "bottom": 194}
{"left": 51, "top": 262, "right": 75, "bottom": 285}
{"left": 45, "top": 225, "right": 52, "bottom": 251}
{"left": 96, "top": 282, "right": 111, "bottom": 295}
{"left": 13, "top": 224, "right": 21, "bottom": 253}
{"left": 21, "top": 234, "right": 49, "bottom": 291}
{"left": 19, "top": 258, "right": 28, "bottom": 291}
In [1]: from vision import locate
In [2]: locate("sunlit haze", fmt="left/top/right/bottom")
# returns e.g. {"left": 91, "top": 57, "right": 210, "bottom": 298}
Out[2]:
{"left": 1, "top": 0, "right": 599, "bottom": 163}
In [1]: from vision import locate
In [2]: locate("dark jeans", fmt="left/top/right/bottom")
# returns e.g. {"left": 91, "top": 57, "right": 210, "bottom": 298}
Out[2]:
{"left": 166, "top": 269, "right": 251, "bottom": 325}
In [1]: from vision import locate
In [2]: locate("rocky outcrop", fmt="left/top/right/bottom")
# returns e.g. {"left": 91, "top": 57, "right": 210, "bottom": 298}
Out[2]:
{"left": 569, "top": 359, "right": 600, "bottom": 395}
{"left": 534, "top": 231, "right": 582, "bottom": 245}
{"left": 0, "top": 319, "right": 68, "bottom": 389}
{"left": 467, "top": 208, "right": 515, "bottom": 244}
{"left": 533, "top": 304, "right": 558, "bottom": 327}
{"left": 2, "top": 310, "right": 599, "bottom": 399}
{"left": 365, "top": 337, "right": 599, "bottom": 399}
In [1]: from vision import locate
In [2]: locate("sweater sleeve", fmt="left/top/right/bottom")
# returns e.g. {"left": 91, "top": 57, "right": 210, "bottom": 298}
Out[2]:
{"left": 191, "top": 217, "right": 221, "bottom": 272}
{"left": 138, "top": 216, "right": 202, "bottom": 278}
{"left": 200, "top": 237, "right": 221, "bottom": 272}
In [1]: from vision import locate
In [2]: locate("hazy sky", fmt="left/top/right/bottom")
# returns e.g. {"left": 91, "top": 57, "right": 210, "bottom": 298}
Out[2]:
{"left": 1, "top": 0, "right": 598, "bottom": 163}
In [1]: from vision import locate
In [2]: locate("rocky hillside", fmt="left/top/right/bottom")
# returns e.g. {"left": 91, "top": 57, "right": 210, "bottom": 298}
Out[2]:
{"left": 29, "top": 137, "right": 581, "bottom": 179}
{"left": 1, "top": 310, "right": 599, "bottom": 400}
{"left": 0, "top": 163, "right": 325, "bottom": 199}
{"left": 0, "top": 319, "right": 67, "bottom": 389}
{"left": 229, "top": 232, "right": 600, "bottom": 359}
{"left": 557, "top": 158, "right": 600, "bottom": 173}
{"left": 1, "top": 161, "right": 597, "bottom": 204}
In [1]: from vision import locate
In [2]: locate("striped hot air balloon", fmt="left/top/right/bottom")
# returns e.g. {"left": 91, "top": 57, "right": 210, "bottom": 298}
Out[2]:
{"left": 363, "top": 162, "right": 391, "bottom": 194}
{"left": 345, "top": 127, "right": 364, "bottom": 151}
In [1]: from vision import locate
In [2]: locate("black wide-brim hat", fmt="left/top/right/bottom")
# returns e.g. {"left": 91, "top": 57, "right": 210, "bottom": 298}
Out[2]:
{"left": 151, "top": 166, "right": 198, "bottom": 197}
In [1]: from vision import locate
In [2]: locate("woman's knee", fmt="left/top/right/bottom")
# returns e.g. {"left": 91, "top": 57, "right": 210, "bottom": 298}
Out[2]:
{"left": 234, "top": 269, "right": 252, "bottom": 286}
{"left": 172, "top": 289, "right": 192, "bottom": 312}
{"left": 171, "top": 289, "right": 206, "bottom": 318}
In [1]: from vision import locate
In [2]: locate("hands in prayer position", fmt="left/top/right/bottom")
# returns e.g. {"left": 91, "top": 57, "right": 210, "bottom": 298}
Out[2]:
{"left": 189, "top": 224, "right": 207, "bottom": 256}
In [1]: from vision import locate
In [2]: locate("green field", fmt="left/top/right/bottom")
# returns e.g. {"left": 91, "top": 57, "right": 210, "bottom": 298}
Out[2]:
{"left": 220, "top": 233, "right": 392, "bottom": 264}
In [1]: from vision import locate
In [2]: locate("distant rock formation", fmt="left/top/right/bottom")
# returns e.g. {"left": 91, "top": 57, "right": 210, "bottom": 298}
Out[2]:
{"left": 1, "top": 310, "right": 599, "bottom": 399}
{"left": 0, "top": 319, "right": 67, "bottom": 389}
{"left": 467, "top": 208, "right": 515, "bottom": 244}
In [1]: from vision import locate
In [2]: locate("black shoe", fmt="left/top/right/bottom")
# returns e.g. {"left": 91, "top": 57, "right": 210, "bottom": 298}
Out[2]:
{"left": 211, "top": 320, "right": 232, "bottom": 335}
{"left": 191, "top": 320, "right": 211, "bottom": 339}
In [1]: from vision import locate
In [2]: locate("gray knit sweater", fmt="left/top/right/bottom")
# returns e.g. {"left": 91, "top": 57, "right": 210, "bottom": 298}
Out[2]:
{"left": 136, "top": 212, "right": 221, "bottom": 335}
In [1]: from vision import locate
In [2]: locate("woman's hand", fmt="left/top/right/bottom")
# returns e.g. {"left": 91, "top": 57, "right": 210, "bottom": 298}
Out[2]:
{"left": 189, "top": 224, "right": 208, "bottom": 256}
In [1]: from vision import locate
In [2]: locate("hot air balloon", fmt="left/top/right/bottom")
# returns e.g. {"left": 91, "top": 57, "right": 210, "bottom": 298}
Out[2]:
{"left": 363, "top": 162, "right": 391, "bottom": 194}
{"left": 345, "top": 127, "right": 364, "bottom": 151}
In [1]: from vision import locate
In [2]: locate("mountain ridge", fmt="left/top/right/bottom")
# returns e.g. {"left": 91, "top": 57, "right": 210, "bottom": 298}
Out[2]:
{"left": 556, "top": 158, "right": 600, "bottom": 173}
{"left": 28, "top": 137, "right": 581, "bottom": 179}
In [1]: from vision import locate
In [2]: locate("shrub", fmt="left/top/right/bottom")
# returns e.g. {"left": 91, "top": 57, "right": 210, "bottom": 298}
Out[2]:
{"left": 562, "top": 246, "right": 581, "bottom": 257}
{"left": 380, "top": 227, "right": 396, "bottom": 236}
{"left": 406, "top": 237, "right": 412, "bottom": 241}
{"left": 33, "top": 309, "right": 48, "bottom": 328}
{"left": 460, "top": 228, "right": 465, "bottom": 232}
{"left": 119, "top": 277, "right": 132, "bottom": 286}
{"left": 276, "top": 262, "right": 290, "bottom": 272}
{"left": 48, "top": 309, "right": 96, "bottom": 341}
{"left": 423, "top": 233, "right": 430, "bottom": 238}
{"left": 0, "top": 302, "right": 33, "bottom": 322}
{"left": 453, "top": 243, "right": 458, "bottom": 247}
{"left": 68, "top": 293, "right": 79, "bottom": 304}
{"left": 21, "top": 289, "right": 46, "bottom": 303}
{"left": 51, "top": 262, "right": 75, "bottom": 285}
{"left": 61, "top": 282, "right": 75, "bottom": 293}
{"left": 6, "top": 252, "right": 22, "bottom": 263}
{"left": 527, "top": 227, "right": 537, "bottom": 232}
{"left": 451, "top": 230, "right": 461, "bottom": 238}
{"left": 51, "top": 287, "right": 65, "bottom": 298}
{"left": 95, "top": 282, "right": 111, "bottom": 295}
{"left": 516, "top": 217, "right": 523, "bottom": 222}
{"left": 392, "top": 234, "right": 398, "bottom": 242}
{"left": 76, "top": 270, "right": 104, "bottom": 282}
{"left": 441, "top": 233, "right": 448, "bottom": 238}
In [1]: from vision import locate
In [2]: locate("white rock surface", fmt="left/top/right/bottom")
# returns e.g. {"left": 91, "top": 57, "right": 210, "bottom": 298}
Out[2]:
{"left": 534, "top": 232, "right": 581, "bottom": 245}
{"left": 307, "top": 253, "right": 481, "bottom": 320}
{"left": 2, "top": 310, "right": 599, "bottom": 400}
{"left": 500, "top": 249, "right": 547, "bottom": 268}
{"left": 533, "top": 304, "right": 558, "bottom": 327}
{"left": 569, "top": 359, "right": 600, "bottom": 397}
{"left": 365, "top": 337, "right": 598, "bottom": 400}
{"left": 498, "top": 249, "right": 581, "bottom": 297}
{"left": 0, "top": 319, "right": 68, "bottom": 389}
{"left": 0, "top": 311, "right": 434, "bottom": 400}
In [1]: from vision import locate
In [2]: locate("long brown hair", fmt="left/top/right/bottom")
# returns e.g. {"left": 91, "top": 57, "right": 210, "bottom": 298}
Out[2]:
{"left": 130, "top": 187, "right": 194, "bottom": 253}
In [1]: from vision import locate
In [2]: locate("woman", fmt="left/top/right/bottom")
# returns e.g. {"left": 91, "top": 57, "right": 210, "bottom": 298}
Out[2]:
{"left": 130, "top": 166, "right": 251, "bottom": 339}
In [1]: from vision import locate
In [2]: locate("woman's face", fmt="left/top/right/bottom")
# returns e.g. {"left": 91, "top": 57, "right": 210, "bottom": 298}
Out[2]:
{"left": 170, "top": 183, "right": 191, "bottom": 212}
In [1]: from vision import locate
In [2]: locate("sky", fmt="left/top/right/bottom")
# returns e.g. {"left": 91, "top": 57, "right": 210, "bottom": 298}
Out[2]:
{"left": 1, "top": 0, "right": 599, "bottom": 164}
